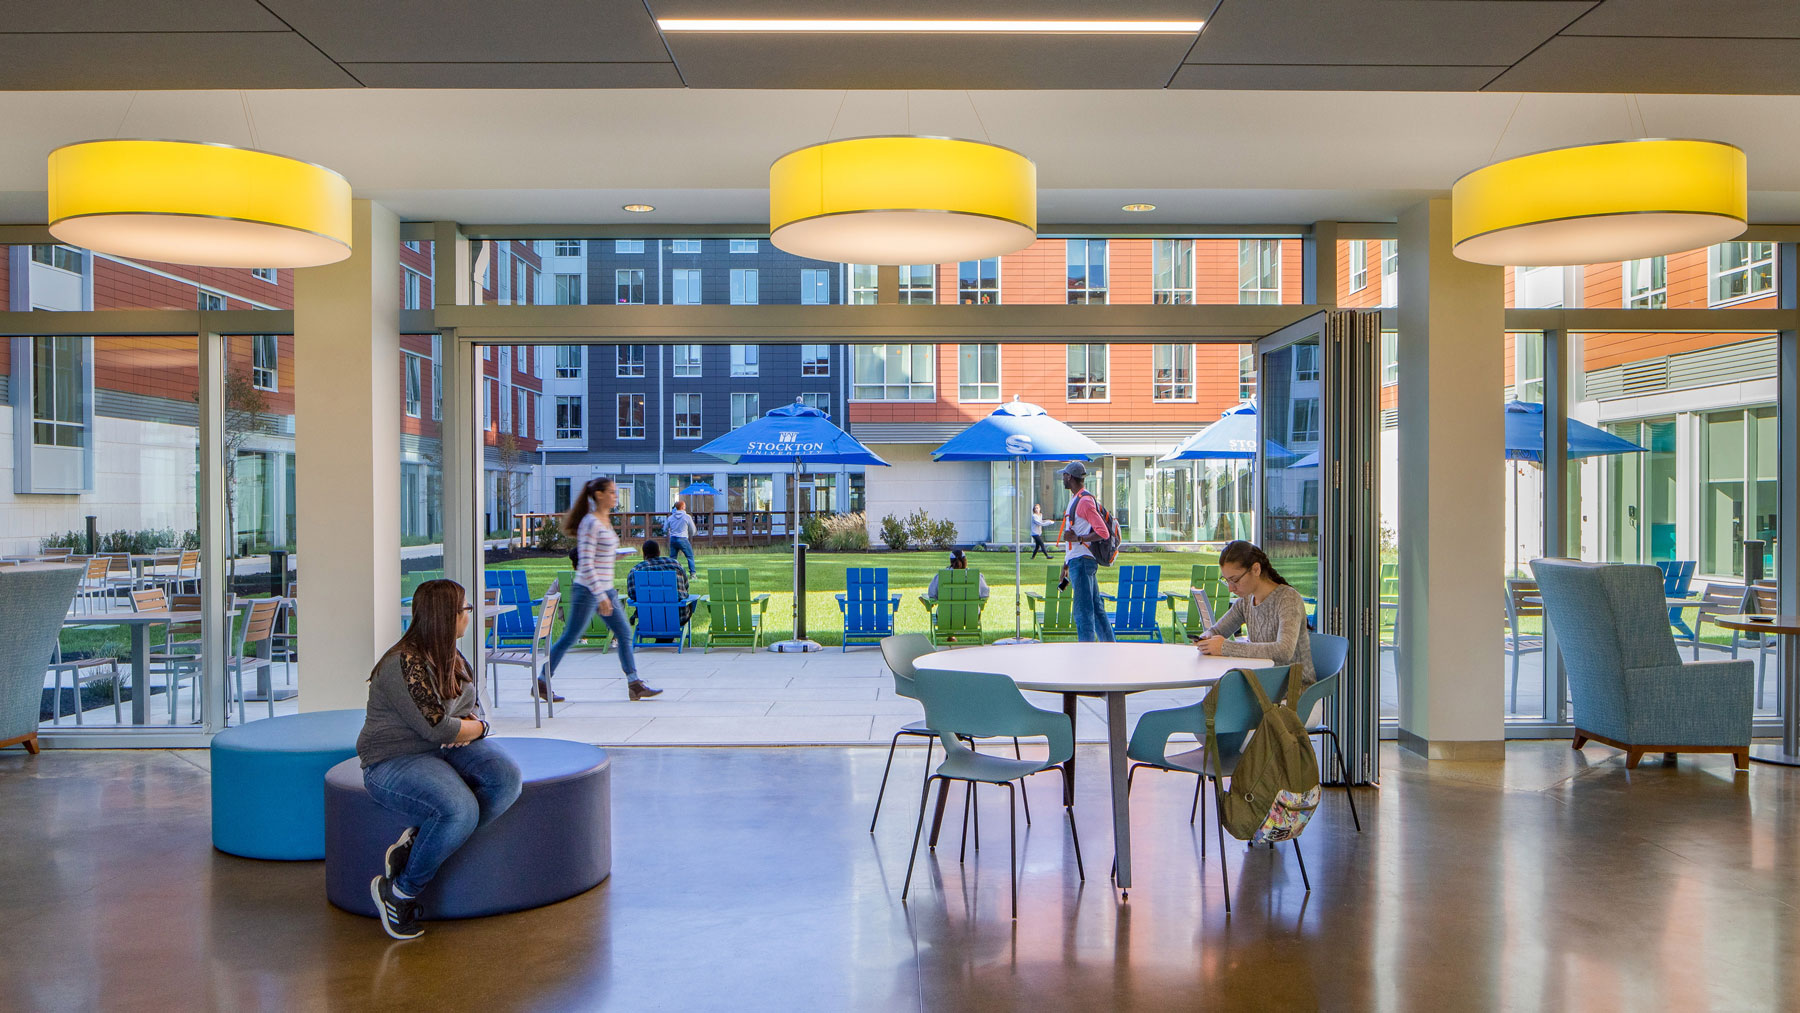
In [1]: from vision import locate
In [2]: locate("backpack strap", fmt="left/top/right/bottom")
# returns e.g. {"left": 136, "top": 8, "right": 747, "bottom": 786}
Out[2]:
{"left": 1241, "top": 666, "right": 1277, "bottom": 713}
{"left": 1278, "top": 663, "right": 1304, "bottom": 707}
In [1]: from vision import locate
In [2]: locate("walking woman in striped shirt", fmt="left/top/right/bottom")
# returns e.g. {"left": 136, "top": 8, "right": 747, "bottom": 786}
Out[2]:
{"left": 546, "top": 477, "right": 662, "bottom": 701}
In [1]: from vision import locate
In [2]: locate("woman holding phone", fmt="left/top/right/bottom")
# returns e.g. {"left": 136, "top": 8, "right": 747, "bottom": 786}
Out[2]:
{"left": 1192, "top": 540, "right": 1314, "bottom": 684}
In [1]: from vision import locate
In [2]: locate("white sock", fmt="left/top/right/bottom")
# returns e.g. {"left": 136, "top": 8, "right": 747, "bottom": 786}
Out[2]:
{"left": 392, "top": 883, "right": 414, "bottom": 900}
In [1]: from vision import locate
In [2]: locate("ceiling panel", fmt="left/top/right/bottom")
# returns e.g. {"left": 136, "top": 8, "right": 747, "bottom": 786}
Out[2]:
{"left": 1188, "top": 0, "right": 1593, "bottom": 66}
{"left": 0, "top": 32, "right": 360, "bottom": 89}
{"left": 667, "top": 34, "right": 1196, "bottom": 88}
{"left": 1488, "top": 37, "right": 1800, "bottom": 93}
{"left": 1562, "top": 0, "right": 1800, "bottom": 38}
{"left": 1170, "top": 64, "right": 1503, "bottom": 91}
{"left": 262, "top": 0, "right": 670, "bottom": 63}
{"left": 345, "top": 63, "right": 684, "bottom": 89}
{"left": 0, "top": 0, "right": 285, "bottom": 32}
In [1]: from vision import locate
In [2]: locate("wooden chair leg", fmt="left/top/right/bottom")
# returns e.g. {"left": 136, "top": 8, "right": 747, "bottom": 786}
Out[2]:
{"left": 1625, "top": 749, "right": 1644, "bottom": 770}
{"left": 1571, "top": 731, "right": 1588, "bottom": 750}
{"left": 1734, "top": 751, "right": 1750, "bottom": 771}
{"left": 22, "top": 733, "right": 39, "bottom": 754}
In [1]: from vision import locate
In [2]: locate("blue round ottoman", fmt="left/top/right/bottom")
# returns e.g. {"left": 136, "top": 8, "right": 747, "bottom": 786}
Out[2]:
{"left": 211, "top": 709, "right": 365, "bottom": 860}
{"left": 324, "top": 737, "right": 611, "bottom": 920}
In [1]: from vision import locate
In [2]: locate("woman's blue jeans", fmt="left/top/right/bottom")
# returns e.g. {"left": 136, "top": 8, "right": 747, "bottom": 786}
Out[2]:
{"left": 363, "top": 739, "right": 523, "bottom": 897}
{"left": 548, "top": 584, "right": 636, "bottom": 681}
{"left": 1068, "top": 556, "right": 1115, "bottom": 643}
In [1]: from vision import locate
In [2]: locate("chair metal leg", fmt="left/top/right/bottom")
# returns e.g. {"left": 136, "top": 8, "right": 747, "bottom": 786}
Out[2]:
{"left": 1005, "top": 781, "right": 1018, "bottom": 920}
{"left": 1292, "top": 836, "right": 1311, "bottom": 892}
{"left": 1191, "top": 776, "right": 1203, "bottom": 825}
{"left": 870, "top": 729, "right": 906, "bottom": 833}
{"left": 1213, "top": 778, "right": 1231, "bottom": 913}
{"left": 1324, "top": 729, "right": 1361, "bottom": 832}
{"left": 959, "top": 782, "right": 975, "bottom": 862}
{"left": 1058, "top": 765, "right": 1084, "bottom": 880}
{"left": 901, "top": 775, "right": 937, "bottom": 902}
{"left": 233, "top": 659, "right": 246, "bottom": 724}
{"left": 110, "top": 662, "right": 122, "bottom": 724}
{"left": 264, "top": 663, "right": 275, "bottom": 720}
{"left": 1509, "top": 647, "right": 1520, "bottom": 712}
{"left": 1012, "top": 737, "right": 1031, "bottom": 825}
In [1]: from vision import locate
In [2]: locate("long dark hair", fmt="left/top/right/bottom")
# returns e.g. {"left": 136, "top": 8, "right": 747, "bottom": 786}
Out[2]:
{"left": 1219, "top": 539, "right": 1290, "bottom": 587}
{"left": 373, "top": 579, "right": 469, "bottom": 700}
{"left": 562, "top": 476, "right": 615, "bottom": 536}
{"left": 948, "top": 549, "right": 967, "bottom": 570}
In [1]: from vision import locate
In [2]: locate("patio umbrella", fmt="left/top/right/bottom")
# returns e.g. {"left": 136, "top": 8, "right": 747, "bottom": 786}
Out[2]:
{"left": 1157, "top": 401, "right": 1297, "bottom": 463}
{"left": 1289, "top": 450, "right": 1320, "bottom": 469}
{"left": 679, "top": 481, "right": 721, "bottom": 497}
{"left": 932, "top": 396, "right": 1105, "bottom": 644}
{"left": 1503, "top": 400, "right": 1646, "bottom": 572}
{"left": 695, "top": 399, "right": 889, "bottom": 652}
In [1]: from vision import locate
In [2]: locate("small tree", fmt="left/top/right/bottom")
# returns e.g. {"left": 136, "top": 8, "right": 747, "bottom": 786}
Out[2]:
{"left": 492, "top": 432, "right": 530, "bottom": 539}
{"left": 199, "top": 371, "right": 270, "bottom": 581}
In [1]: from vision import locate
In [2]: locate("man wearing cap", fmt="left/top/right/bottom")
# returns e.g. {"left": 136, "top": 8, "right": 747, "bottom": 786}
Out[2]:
{"left": 1059, "top": 461, "right": 1114, "bottom": 643}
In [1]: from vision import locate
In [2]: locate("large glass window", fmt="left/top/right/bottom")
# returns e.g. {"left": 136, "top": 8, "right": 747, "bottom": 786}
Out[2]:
{"left": 729, "top": 474, "right": 774, "bottom": 512}
{"left": 673, "top": 344, "right": 702, "bottom": 377}
{"left": 852, "top": 344, "right": 935, "bottom": 401}
{"left": 730, "top": 392, "right": 760, "bottom": 429}
{"left": 1347, "top": 240, "right": 1368, "bottom": 293}
{"left": 800, "top": 344, "right": 831, "bottom": 376}
{"left": 1238, "top": 239, "right": 1281, "bottom": 304}
{"left": 1152, "top": 239, "right": 1195, "bottom": 304}
{"left": 32, "top": 336, "right": 86, "bottom": 448}
{"left": 850, "top": 265, "right": 879, "bottom": 305}
{"left": 614, "top": 239, "right": 644, "bottom": 254}
{"left": 554, "top": 345, "right": 583, "bottom": 379}
{"left": 800, "top": 269, "right": 831, "bottom": 305}
{"left": 673, "top": 393, "right": 703, "bottom": 439}
{"left": 251, "top": 334, "right": 279, "bottom": 391}
{"left": 671, "top": 269, "right": 702, "bottom": 305}
{"left": 615, "top": 269, "right": 645, "bottom": 305}
{"left": 553, "top": 273, "right": 582, "bottom": 305}
{"left": 730, "top": 239, "right": 758, "bottom": 254}
{"left": 799, "top": 392, "right": 831, "bottom": 417}
{"left": 404, "top": 355, "right": 422, "bottom": 418}
{"left": 900, "top": 265, "right": 936, "bottom": 304}
{"left": 617, "top": 393, "right": 645, "bottom": 439}
{"left": 617, "top": 344, "right": 645, "bottom": 378}
{"left": 671, "top": 239, "right": 702, "bottom": 254}
{"left": 555, "top": 395, "right": 584, "bottom": 441}
{"left": 959, "top": 258, "right": 1000, "bottom": 304}
{"left": 957, "top": 344, "right": 1000, "bottom": 402}
{"left": 554, "top": 240, "right": 583, "bottom": 257}
{"left": 1624, "top": 257, "right": 1667, "bottom": 308}
{"left": 1710, "top": 242, "right": 1776, "bottom": 305}
{"left": 1152, "top": 344, "right": 1194, "bottom": 401}
{"left": 1066, "top": 239, "right": 1108, "bottom": 303}
{"left": 1066, "top": 344, "right": 1109, "bottom": 401}
{"left": 729, "top": 268, "right": 759, "bottom": 305}
{"left": 730, "top": 344, "right": 759, "bottom": 377}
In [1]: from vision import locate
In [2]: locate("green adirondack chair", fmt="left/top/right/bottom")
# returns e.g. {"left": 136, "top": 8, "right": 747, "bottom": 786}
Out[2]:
{"left": 1024, "top": 565, "right": 1079, "bottom": 642}
{"left": 704, "top": 567, "right": 770, "bottom": 653}
{"left": 919, "top": 568, "right": 985, "bottom": 646}
{"left": 1167, "top": 563, "right": 1229, "bottom": 640}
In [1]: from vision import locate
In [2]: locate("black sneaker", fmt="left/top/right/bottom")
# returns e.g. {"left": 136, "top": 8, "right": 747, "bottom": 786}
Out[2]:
{"left": 370, "top": 875, "right": 424, "bottom": 940}
{"left": 383, "top": 827, "right": 417, "bottom": 883}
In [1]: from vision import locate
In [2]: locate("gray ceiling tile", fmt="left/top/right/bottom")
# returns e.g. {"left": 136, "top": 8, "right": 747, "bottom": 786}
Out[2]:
{"left": 1562, "top": 0, "right": 1800, "bottom": 39}
{"left": 1487, "top": 36, "right": 1800, "bottom": 93}
{"left": 1170, "top": 63, "right": 1505, "bottom": 91}
{"left": 648, "top": 0, "right": 1212, "bottom": 15}
{"left": 344, "top": 63, "right": 685, "bottom": 89}
{"left": 0, "top": 32, "right": 359, "bottom": 89}
{"left": 0, "top": 0, "right": 285, "bottom": 33}
{"left": 263, "top": 0, "right": 670, "bottom": 63}
{"left": 667, "top": 34, "right": 1197, "bottom": 88}
{"left": 1190, "top": 0, "right": 1593, "bottom": 66}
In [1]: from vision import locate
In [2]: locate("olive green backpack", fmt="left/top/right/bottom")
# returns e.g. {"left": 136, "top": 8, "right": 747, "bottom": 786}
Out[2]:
{"left": 1205, "top": 665, "right": 1322, "bottom": 844}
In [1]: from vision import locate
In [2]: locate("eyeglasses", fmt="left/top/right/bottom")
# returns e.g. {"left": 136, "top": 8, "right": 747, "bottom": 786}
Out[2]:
{"left": 459, "top": 605, "right": 475, "bottom": 613}
{"left": 1221, "top": 569, "right": 1248, "bottom": 586}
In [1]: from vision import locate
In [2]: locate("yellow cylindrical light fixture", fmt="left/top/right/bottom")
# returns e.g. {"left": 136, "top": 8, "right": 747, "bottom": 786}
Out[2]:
{"left": 770, "top": 136, "right": 1036, "bottom": 265}
{"left": 1452, "top": 139, "right": 1746, "bottom": 266}
{"left": 48, "top": 139, "right": 353, "bottom": 268}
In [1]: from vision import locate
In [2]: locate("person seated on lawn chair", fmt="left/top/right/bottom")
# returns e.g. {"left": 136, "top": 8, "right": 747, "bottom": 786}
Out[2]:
{"left": 925, "top": 548, "right": 990, "bottom": 600}
{"left": 625, "top": 540, "right": 694, "bottom": 642}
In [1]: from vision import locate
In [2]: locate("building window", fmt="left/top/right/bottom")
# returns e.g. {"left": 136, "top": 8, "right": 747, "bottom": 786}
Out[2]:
{"left": 1067, "top": 239, "right": 1108, "bottom": 304}
{"left": 1239, "top": 346, "right": 1256, "bottom": 400}
{"left": 801, "top": 344, "right": 831, "bottom": 376}
{"left": 483, "top": 381, "right": 492, "bottom": 429}
{"left": 555, "top": 396, "right": 584, "bottom": 440}
{"left": 1238, "top": 239, "right": 1281, "bottom": 304}
{"left": 1710, "top": 241, "right": 1776, "bottom": 305}
{"left": 617, "top": 345, "right": 645, "bottom": 378}
{"left": 431, "top": 334, "right": 442, "bottom": 421}
{"left": 1622, "top": 257, "right": 1667, "bottom": 309}
{"left": 730, "top": 392, "right": 760, "bottom": 429}
{"left": 498, "top": 346, "right": 511, "bottom": 376}
{"left": 614, "top": 239, "right": 644, "bottom": 254}
{"left": 497, "top": 250, "right": 511, "bottom": 303}
{"left": 958, "top": 343, "right": 1000, "bottom": 402}
{"left": 959, "top": 257, "right": 1000, "bottom": 304}
{"left": 728, "top": 474, "right": 773, "bottom": 512}
{"left": 1382, "top": 240, "right": 1398, "bottom": 277}
{"left": 1381, "top": 331, "right": 1398, "bottom": 387}
{"left": 1348, "top": 240, "right": 1368, "bottom": 293}
{"left": 673, "top": 393, "right": 703, "bottom": 439}
{"left": 499, "top": 382, "right": 513, "bottom": 432}
{"left": 517, "top": 260, "right": 531, "bottom": 305}
{"left": 799, "top": 392, "right": 831, "bottom": 417}
{"left": 1066, "top": 344, "right": 1109, "bottom": 401}
{"left": 672, "top": 239, "right": 702, "bottom": 254}
{"left": 252, "top": 267, "right": 278, "bottom": 284}
{"left": 32, "top": 335, "right": 85, "bottom": 448}
{"left": 617, "top": 393, "right": 645, "bottom": 439}
{"left": 402, "top": 268, "right": 424, "bottom": 309}
{"left": 850, "top": 264, "right": 879, "bottom": 305}
{"left": 555, "top": 345, "right": 583, "bottom": 379}
{"left": 900, "top": 265, "right": 936, "bottom": 304}
{"left": 251, "top": 333, "right": 279, "bottom": 391}
{"left": 800, "top": 269, "right": 831, "bottom": 305}
{"left": 1152, "top": 240, "right": 1194, "bottom": 304}
{"left": 1514, "top": 331, "right": 1544, "bottom": 403}
{"left": 730, "top": 344, "right": 759, "bottom": 376}
{"left": 198, "top": 289, "right": 227, "bottom": 311}
{"left": 672, "top": 268, "right": 702, "bottom": 305}
{"left": 32, "top": 245, "right": 85, "bottom": 273}
{"left": 516, "top": 389, "right": 530, "bottom": 437}
{"left": 553, "top": 273, "right": 583, "bottom": 305}
{"left": 729, "top": 268, "right": 759, "bottom": 305}
{"left": 554, "top": 240, "right": 582, "bottom": 257}
{"left": 1293, "top": 343, "right": 1319, "bottom": 383}
{"left": 852, "top": 344, "right": 935, "bottom": 401}
{"left": 673, "top": 344, "right": 702, "bottom": 377}
{"left": 730, "top": 239, "right": 758, "bottom": 254}
{"left": 404, "top": 240, "right": 422, "bottom": 252}
{"left": 615, "top": 268, "right": 644, "bottom": 305}
{"left": 1290, "top": 399, "right": 1320, "bottom": 443}
{"left": 1152, "top": 344, "right": 1194, "bottom": 401}
{"left": 555, "top": 477, "right": 572, "bottom": 513}
{"left": 404, "top": 355, "right": 422, "bottom": 417}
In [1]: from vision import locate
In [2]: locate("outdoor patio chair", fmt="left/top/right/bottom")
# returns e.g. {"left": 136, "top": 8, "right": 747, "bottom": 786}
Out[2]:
{"left": 1657, "top": 560, "right": 1699, "bottom": 639}
{"left": 1106, "top": 565, "right": 1164, "bottom": 642}
{"left": 1024, "top": 565, "right": 1078, "bottom": 643}
{"left": 625, "top": 570, "right": 701, "bottom": 652}
{"left": 490, "top": 591, "right": 561, "bottom": 727}
{"left": 919, "top": 568, "right": 984, "bottom": 647}
{"left": 1685, "top": 582, "right": 1755, "bottom": 661}
{"left": 225, "top": 599, "right": 284, "bottom": 724}
{"left": 1504, "top": 578, "right": 1544, "bottom": 711}
{"left": 154, "top": 591, "right": 218, "bottom": 724}
{"left": 1167, "top": 563, "right": 1222, "bottom": 641}
{"left": 48, "top": 637, "right": 122, "bottom": 726}
{"left": 835, "top": 567, "right": 903, "bottom": 651}
{"left": 484, "top": 568, "right": 541, "bottom": 648}
{"left": 76, "top": 556, "right": 114, "bottom": 613}
{"left": 704, "top": 567, "right": 769, "bottom": 652}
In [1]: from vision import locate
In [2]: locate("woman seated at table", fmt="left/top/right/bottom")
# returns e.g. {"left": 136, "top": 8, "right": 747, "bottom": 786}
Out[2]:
{"left": 926, "top": 549, "right": 990, "bottom": 600}
{"left": 1193, "top": 540, "right": 1314, "bottom": 685}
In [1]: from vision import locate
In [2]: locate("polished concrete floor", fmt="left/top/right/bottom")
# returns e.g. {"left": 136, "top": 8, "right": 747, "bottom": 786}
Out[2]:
{"left": 3, "top": 741, "right": 1797, "bottom": 1011}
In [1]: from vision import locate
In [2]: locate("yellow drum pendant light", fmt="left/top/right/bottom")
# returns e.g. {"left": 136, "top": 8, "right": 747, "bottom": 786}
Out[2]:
{"left": 48, "top": 139, "right": 353, "bottom": 268}
{"left": 769, "top": 136, "right": 1036, "bottom": 265}
{"left": 1452, "top": 139, "right": 1746, "bottom": 266}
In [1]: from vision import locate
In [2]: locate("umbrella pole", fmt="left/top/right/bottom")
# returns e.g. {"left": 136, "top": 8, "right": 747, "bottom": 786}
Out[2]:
{"left": 995, "top": 456, "right": 1036, "bottom": 645}
{"left": 772, "top": 456, "right": 821, "bottom": 652}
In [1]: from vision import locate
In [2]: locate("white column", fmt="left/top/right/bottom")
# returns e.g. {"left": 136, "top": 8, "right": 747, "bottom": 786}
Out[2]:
{"left": 1396, "top": 198, "right": 1507, "bottom": 759}
{"left": 295, "top": 200, "right": 401, "bottom": 712}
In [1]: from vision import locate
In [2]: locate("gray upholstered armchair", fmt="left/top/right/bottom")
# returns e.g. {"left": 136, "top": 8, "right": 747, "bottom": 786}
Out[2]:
{"left": 1, "top": 563, "right": 83, "bottom": 754}
{"left": 1530, "top": 557, "right": 1753, "bottom": 770}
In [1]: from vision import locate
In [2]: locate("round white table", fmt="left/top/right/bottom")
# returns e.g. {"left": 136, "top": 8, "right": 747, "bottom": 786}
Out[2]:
{"left": 921, "top": 642, "right": 1242, "bottom": 892}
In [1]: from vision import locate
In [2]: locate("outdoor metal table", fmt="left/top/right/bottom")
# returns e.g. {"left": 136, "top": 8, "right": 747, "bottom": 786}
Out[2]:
{"left": 1712, "top": 614, "right": 1800, "bottom": 767}
{"left": 919, "top": 642, "right": 1240, "bottom": 893}
{"left": 62, "top": 608, "right": 219, "bottom": 724}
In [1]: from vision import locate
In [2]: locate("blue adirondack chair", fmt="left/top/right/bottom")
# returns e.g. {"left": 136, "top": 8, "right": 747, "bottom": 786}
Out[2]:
{"left": 484, "top": 569, "right": 540, "bottom": 648}
{"left": 1657, "top": 560, "right": 1698, "bottom": 639}
{"left": 835, "top": 567, "right": 902, "bottom": 651}
{"left": 625, "top": 569, "right": 702, "bottom": 652}
{"left": 1107, "top": 565, "right": 1164, "bottom": 642}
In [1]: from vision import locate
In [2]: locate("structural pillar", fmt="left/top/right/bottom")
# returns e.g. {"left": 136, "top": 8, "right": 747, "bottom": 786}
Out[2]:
{"left": 1396, "top": 198, "right": 1506, "bottom": 759}
{"left": 295, "top": 199, "right": 402, "bottom": 711}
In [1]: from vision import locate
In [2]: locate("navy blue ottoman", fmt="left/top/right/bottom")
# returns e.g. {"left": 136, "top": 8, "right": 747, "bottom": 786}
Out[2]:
{"left": 211, "top": 709, "right": 365, "bottom": 860}
{"left": 324, "top": 737, "right": 611, "bottom": 919}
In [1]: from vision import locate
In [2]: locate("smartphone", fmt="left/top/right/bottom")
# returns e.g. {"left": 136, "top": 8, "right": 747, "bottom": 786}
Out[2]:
{"left": 1188, "top": 634, "right": 1204, "bottom": 644}
{"left": 1057, "top": 575, "right": 1070, "bottom": 591}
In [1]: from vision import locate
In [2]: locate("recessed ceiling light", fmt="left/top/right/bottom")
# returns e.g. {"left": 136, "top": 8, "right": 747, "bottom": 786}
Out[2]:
{"left": 657, "top": 19, "right": 1203, "bottom": 33}
{"left": 1121, "top": 203, "right": 1156, "bottom": 213}
{"left": 622, "top": 203, "right": 655, "bottom": 213}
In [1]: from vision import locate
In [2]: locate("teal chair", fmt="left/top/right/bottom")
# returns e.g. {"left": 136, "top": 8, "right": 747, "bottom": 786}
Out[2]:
{"left": 1125, "top": 665, "right": 1305, "bottom": 913}
{"left": 904, "top": 667, "right": 1084, "bottom": 920}
{"left": 1296, "top": 633, "right": 1359, "bottom": 832}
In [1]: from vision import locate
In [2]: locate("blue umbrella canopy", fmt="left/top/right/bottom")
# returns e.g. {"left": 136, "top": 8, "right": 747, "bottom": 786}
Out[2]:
{"left": 679, "top": 482, "right": 721, "bottom": 496}
{"left": 930, "top": 397, "right": 1106, "bottom": 461}
{"left": 1289, "top": 450, "right": 1320, "bottom": 470}
{"left": 1158, "top": 401, "right": 1297, "bottom": 462}
{"left": 1504, "top": 401, "right": 1645, "bottom": 461}
{"left": 695, "top": 400, "right": 888, "bottom": 466}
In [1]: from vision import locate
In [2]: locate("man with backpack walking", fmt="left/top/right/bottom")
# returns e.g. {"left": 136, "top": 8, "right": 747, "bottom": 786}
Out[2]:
{"left": 1058, "top": 461, "right": 1115, "bottom": 643}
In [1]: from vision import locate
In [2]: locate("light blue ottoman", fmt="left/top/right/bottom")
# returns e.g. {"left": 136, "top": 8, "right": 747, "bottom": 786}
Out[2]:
{"left": 211, "top": 709, "right": 365, "bottom": 860}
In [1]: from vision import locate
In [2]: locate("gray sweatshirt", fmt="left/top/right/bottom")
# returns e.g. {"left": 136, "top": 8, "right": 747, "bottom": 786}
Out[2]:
{"left": 357, "top": 649, "right": 483, "bottom": 768}
{"left": 1202, "top": 583, "right": 1315, "bottom": 685}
